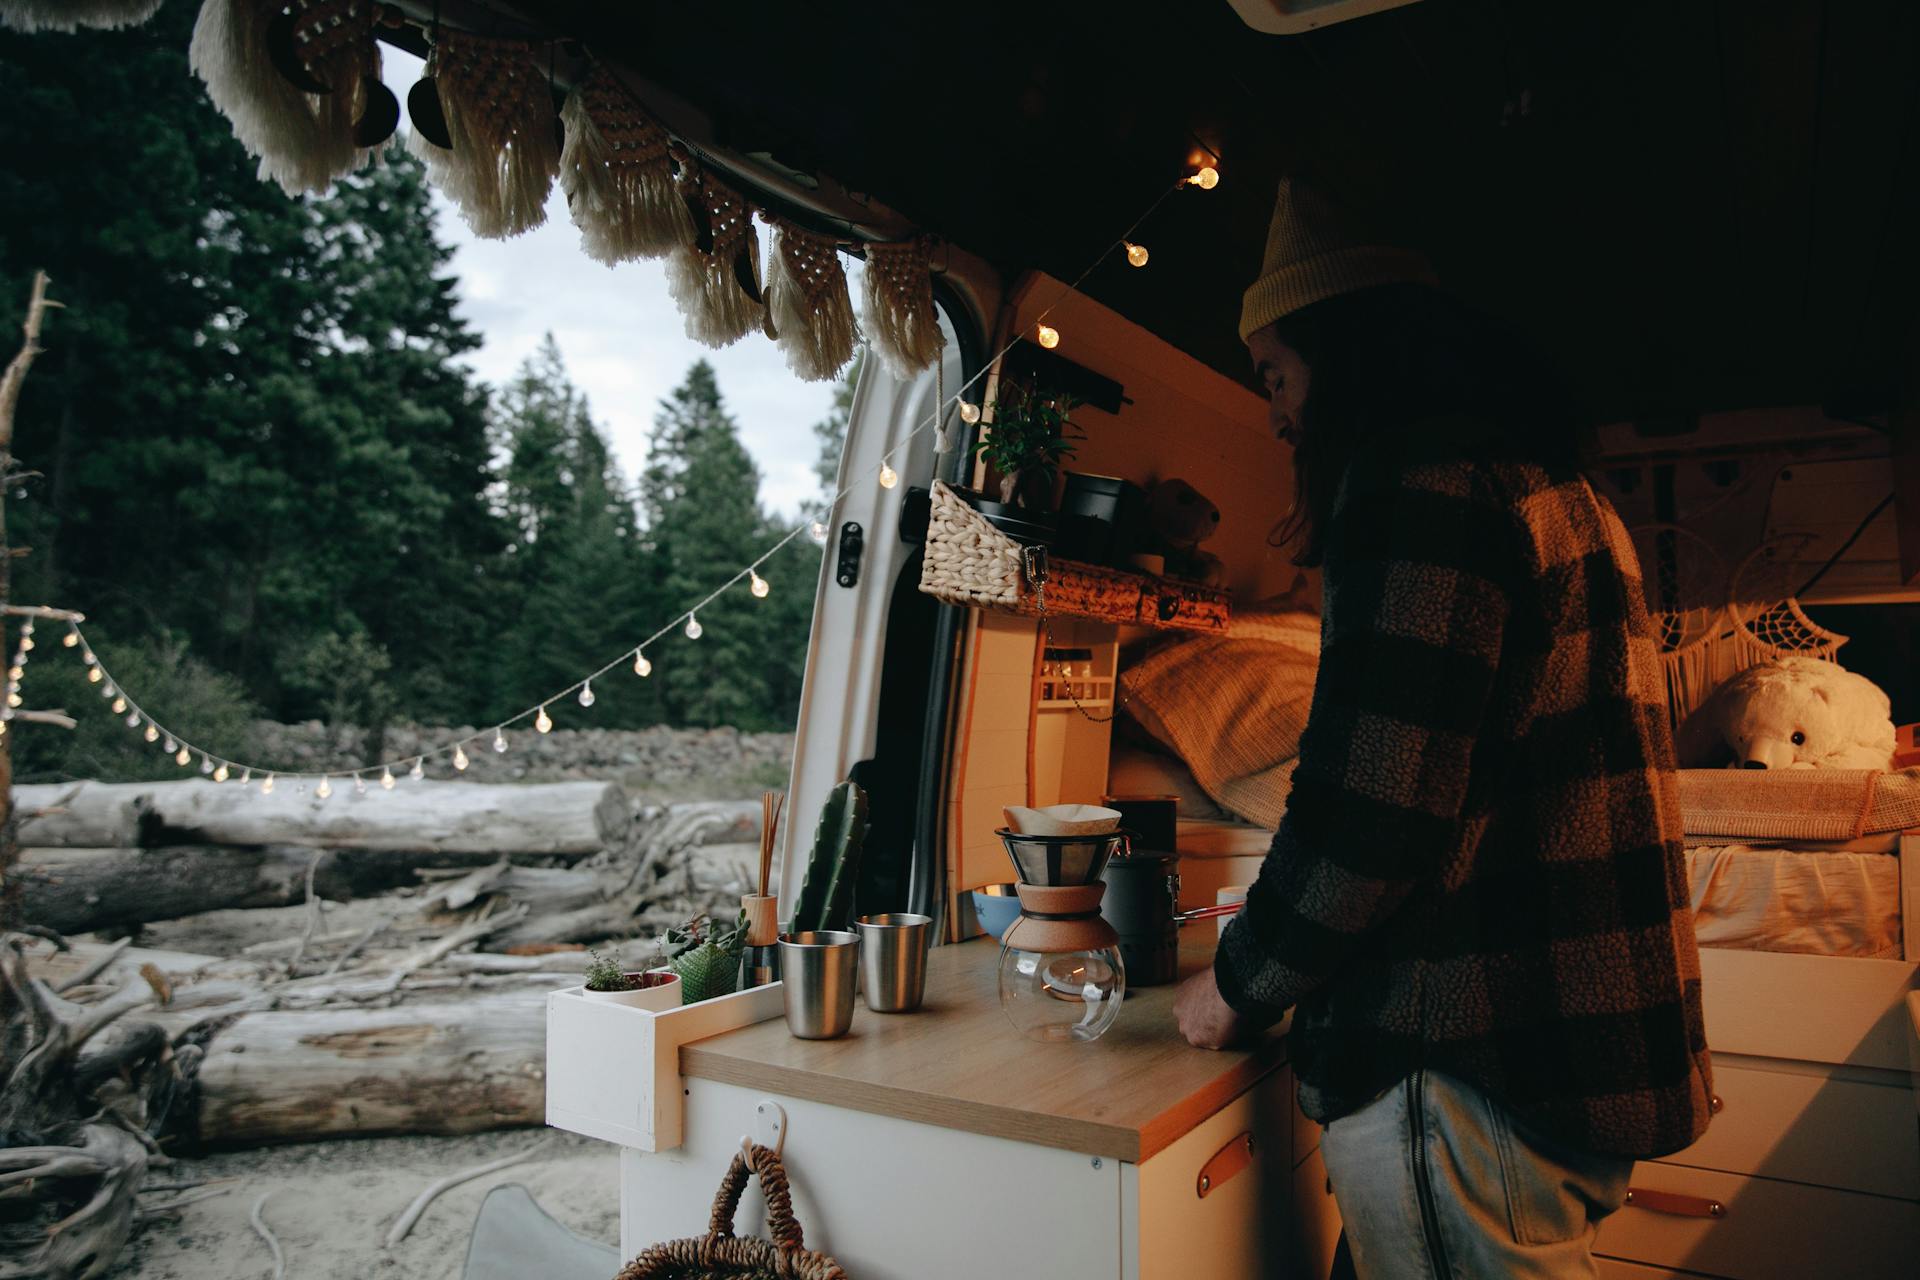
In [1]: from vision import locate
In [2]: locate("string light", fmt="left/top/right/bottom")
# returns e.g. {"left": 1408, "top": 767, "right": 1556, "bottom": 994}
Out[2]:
{"left": 112, "top": 697, "right": 127, "bottom": 714}
{"left": 454, "top": 743, "right": 470, "bottom": 771}
{"left": 87, "top": 666, "right": 103, "bottom": 684}
{"left": 261, "top": 773, "right": 275, "bottom": 795}
{"left": 685, "top": 614, "right": 702, "bottom": 640}
{"left": 316, "top": 777, "right": 332, "bottom": 799}
{"left": 409, "top": 758, "right": 424, "bottom": 781}
{"left": 100, "top": 682, "right": 115, "bottom": 699}
{"left": 19, "top": 636, "right": 32, "bottom": 652}
{"left": 958, "top": 401, "right": 981, "bottom": 425}
{"left": 7, "top": 666, "right": 20, "bottom": 681}
{"left": 214, "top": 763, "right": 230, "bottom": 782}
{"left": 536, "top": 705, "right": 553, "bottom": 734}
{"left": 380, "top": 767, "right": 395, "bottom": 790}
{"left": 199, "top": 752, "right": 214, "bottom": 774}
{"left": 1036, "top": 323, "right": 1060, "bottom": 349}
{"left": 492, "top": 728, "right": 508, "bottom": 753}
{"left": 6, "top": 693, "right": 20, "bottom": 709}
{"left": 750, "top": 568, "right": 770, "bottom": 598}
{"left": 578, "top": 680, "right": 595, "bottom": 708}
{"left": 125, "top": 711, "right": 140, "bottom": 727}
{"left": 163, "top": 736, "right": 176, "bottom": 753}
{"left": 808, "top": 520, "right": 829, "bottom": 545}
{"left": 354, "top": 775, "right": 368, "bottom": 796}
{"left": 1187, "top": 164, "right": 1219, "bottom": 189}
{"left": 144, "top": 725, "right": 159, "bottom": 743}
{"left": 878, "top": 461, "right": 899, "bottom": 489}
{"left": 240, "top": 769, "right": 251, "bottom": 786}
{"left": 1125, "top": 241, "right": 1149, "bottom": 267}
{"left": 62, "top": 630, "right": 79, "bottom": 648}
{"left": 175, "top": 746, "right": 191, "bottom": 766}
{"left": 633, "top": 649, "right": 652, "bottom": 677}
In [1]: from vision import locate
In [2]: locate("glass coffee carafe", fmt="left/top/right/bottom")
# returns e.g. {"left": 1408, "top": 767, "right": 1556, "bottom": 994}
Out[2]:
{"left": 994, "top": 829, "right": 1129, "bottom": 1043}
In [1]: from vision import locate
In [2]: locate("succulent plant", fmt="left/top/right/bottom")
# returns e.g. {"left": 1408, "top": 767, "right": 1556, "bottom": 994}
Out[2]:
{"left": 665, "top": 911, "right": 747, "bottom": 1004}
{"left": 786, "top": 780, "right": 869, "bottom": 935}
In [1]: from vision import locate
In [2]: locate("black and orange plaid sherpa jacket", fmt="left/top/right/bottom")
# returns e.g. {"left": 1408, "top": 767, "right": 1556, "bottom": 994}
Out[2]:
{"left": 1215, "top": 445, "right": 1714, "bottom": 1159}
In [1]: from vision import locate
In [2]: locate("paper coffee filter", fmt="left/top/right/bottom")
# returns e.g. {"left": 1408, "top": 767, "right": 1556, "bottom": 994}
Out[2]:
{"left": 1003, "top": 804, "right": 1123, "bottom": 837}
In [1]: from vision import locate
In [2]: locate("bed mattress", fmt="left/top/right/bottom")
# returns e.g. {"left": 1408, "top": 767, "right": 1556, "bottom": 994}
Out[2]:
{"left": 1685, "top": 842, "right": 1902, "bottom": 959}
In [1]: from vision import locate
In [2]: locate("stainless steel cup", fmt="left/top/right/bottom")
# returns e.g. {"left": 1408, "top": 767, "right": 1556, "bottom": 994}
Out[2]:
{"left": 778, "top": 931, "right": 859, "bottom": 1039}
{"left": 856, "top": 913, "right": 932, "bottom": 1013}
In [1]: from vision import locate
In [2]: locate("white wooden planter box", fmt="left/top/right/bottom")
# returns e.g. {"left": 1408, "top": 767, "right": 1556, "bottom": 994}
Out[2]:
{"left": 545, "top": 981, "right": 784, "bottom": 1151}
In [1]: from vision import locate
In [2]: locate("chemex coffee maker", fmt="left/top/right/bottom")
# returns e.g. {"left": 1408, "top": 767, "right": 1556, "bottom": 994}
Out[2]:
{"left": 995, "top": 806, "right": 1130, "bottom": 1043}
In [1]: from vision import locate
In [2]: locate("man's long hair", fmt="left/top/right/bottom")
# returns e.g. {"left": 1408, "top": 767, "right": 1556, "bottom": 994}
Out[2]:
{"left": 1269, "top": 283, "right": 1582, "bottom": 566}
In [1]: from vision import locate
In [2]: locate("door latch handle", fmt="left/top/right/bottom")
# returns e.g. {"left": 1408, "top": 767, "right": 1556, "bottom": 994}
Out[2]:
{"left": 835, "top": 522, "right": 864, "bottom": 588}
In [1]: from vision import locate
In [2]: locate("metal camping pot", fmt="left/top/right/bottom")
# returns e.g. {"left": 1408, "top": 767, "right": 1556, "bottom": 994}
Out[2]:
{"left": 1099, "top": 854, "right": 1250, "bottom": 987}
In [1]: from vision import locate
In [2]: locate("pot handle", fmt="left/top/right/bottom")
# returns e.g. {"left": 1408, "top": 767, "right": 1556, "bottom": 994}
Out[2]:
{"left": 1174, "top": 900, "right": 1246, "bottom": 926}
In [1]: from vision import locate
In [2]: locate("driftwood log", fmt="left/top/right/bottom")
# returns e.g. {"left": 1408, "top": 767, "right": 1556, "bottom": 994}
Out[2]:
{"left": 11, "top": 780, "right": 627, "bottom": 856}
{"left": 191, "top": 990, "right": 546, "bottom": 1146}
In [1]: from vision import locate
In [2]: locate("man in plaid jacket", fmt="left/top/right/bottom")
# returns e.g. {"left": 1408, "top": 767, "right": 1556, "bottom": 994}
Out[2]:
{"left": 1174, "top": 179, "right": 1713, "bottom": 1279}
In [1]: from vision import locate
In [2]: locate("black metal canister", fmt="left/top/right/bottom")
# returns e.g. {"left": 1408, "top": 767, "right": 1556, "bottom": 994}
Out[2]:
{"left": 1099, "top": 852, "right": 1180, "bottom": 986}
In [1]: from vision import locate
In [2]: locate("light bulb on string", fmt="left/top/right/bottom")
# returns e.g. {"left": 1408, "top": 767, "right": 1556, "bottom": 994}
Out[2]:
{"left": 261, "top": 773, "right": 275, "bottom": 795}
{"left": 578, "top": 680, "right": 595, "bottom": 708}
{"left": 878, "top": 461, "right": 899, "bottom": 489}
{"left": 112, "top": 697, "right": 127, "bottom": 714}
{"left": 354, "top": 775, "right": 368, "bottom": 796}
{"left": 214, "top": 763, "right": 230, "bottom": 783}
{"left": 454, "top": 744, "right": 470, "bottom": 771}
{"left": 7, "top": 666, "right": 20, "bottom": 681}
{"left": 239, "top": 769, "right": 251, "bottom": 786}
{"left": 316, "top": 777, "right": 332, "bottom": 800}
{"left": 633, "top": 649, "right": 652, "bottom": 677}
{"left": 808, "top": 520, "right": 829, "bottom": 545}
{"left": 1036, "top": 323, "right": 1060, "bottom": 349}
{"left": 87, "top": 666, "right": 102, "bottom": 684}
{"left": 536, "top": 705, "right": 553, "bottom": 734}
{"left": 62, "top": 630, "right": 79, "bottom": 648}
{"left": 750, "top": 568, "right": 770, "bottom": 598}
{"left": 20, "top": 636, "right": 32, "bottom": 652}
{"left": 163, "top": 736, "right": 176, "bottom": 753}
{"left": 6, "top": 693, "right": 20, "bottom": 709}
{"left": 958, "top": 401, "right": 981, "bottom": 425}
{"left": 1125, "top": 241, "right": 1149, "bottom": 267}
{"left": 125, "top": 711, "right": 140, "bottom": 727}
{"left": 685, "top": 614, "right": 702, "bottom": 640}
{"left": 199, "top": 753, "right": 214, "bottom": 774}
{"left": 380, "top": 767, "right": 395, "bottom": 790}
{"left": 1188, "top": 164, "right": 1219, "bottom": 189}
{"left": 493, "top": 728, "right": 508, "bottom": 753}
{"left": 144, "top": 725, "right": 159, "bottom": 743}
{"left": 100, "top": 682, "right": 115, "bottom": 699}
{"left": 175, "top": 746, "right": 191, "bottom": 767}
{"left": 409, "top": 758, "right": 424, "bottom": 781}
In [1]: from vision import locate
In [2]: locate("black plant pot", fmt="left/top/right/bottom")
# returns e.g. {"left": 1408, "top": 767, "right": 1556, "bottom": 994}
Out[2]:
{"left": 958, "top": 489, "right": 1060, "bottom": 548}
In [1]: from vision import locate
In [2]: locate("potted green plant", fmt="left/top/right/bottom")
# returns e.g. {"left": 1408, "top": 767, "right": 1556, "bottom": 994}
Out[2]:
{"left": 581, "top": 945, "right": 681, "bottom": 1011}
{"left": 664, "top": 912, "right": 749, "bottom": 1005}
{"left": 971, "top": 382, "right": 1080, "bottom": 513}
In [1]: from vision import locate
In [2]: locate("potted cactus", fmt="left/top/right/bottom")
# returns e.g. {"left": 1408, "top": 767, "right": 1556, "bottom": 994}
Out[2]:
{"left": 664, "top": 912, "right": 749, "bottom": 1005}
{"left": 786, "top": 780, "right": 870, "bottom": 935}
{"left": 581, "top": 946, "right": 681, "bottom": 1011}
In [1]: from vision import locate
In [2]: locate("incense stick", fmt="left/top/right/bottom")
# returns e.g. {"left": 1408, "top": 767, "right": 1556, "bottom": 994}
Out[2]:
{"left": 758, "top": 790, "right": 784, "bottom": 898}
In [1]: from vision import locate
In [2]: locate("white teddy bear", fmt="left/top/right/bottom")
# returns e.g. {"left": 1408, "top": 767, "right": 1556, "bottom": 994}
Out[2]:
{"left": 1677, "top": 656, "right": 1896, "bottom": 771}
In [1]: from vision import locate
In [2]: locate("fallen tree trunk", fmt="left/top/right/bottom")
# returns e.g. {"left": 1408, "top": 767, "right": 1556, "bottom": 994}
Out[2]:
{"left": 12, "top": 779, "right": 623, "bottom": 855}
{"left": 12, "top": 844, "right": 497, "bottom": 935}
{"left": 190, "top": 990, "right": 546, "bottom": 1146}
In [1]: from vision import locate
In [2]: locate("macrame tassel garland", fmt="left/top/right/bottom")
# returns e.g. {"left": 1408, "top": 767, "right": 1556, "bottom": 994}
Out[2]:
{"left": 559, "top": 66, "right": 694, "bottom": 264}
{"left": 764, "top": 216, "right": 856, "bottom": 381}
{"left": 407, "top": 30, "right": 559, "bottom": 239}
{"left": 0, "top": 0, "right": 162, "bottom": 32}
{"left": 190, "top": 0, "right": 385, "bottom": 196}
{"left": 666, "top": 172, "right": 764, "bottom": 347}
{"left": 862, "top": 236, "right": 945, "bottom": 379}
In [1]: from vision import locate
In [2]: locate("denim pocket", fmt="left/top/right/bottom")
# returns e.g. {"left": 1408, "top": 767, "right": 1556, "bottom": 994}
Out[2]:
{"left": 1486, "top": 1097, "right": 1627, "bottom": 1246}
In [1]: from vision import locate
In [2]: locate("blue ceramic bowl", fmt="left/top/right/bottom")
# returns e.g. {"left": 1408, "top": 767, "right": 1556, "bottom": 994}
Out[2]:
{"left": 970, "top": 883, "right": 1022, "bottom": 941}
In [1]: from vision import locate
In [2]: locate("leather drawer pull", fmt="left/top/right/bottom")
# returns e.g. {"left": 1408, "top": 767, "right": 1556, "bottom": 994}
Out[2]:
{"left": 1625, "top": 1187, "right": 1725, "bottom": 1218}
{"left": 1196, "top": 1130, "right": 1254, "bottom": 1199}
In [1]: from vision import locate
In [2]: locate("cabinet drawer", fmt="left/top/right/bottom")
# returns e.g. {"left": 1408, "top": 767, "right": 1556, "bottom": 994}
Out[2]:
{"left": 1594, "top": 1161, "right": 1919, "bottom": 1280}
{"left": 1668, "top": 1059, "right": 1917, "bottom": 1199}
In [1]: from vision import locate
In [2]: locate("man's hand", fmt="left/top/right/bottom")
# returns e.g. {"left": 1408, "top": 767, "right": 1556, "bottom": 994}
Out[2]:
{"left": 1174, "top": 967, "right": 1246, "bottom": 1050}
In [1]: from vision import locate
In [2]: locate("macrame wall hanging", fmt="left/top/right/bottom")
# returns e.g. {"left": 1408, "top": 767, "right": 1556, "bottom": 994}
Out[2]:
{"left": 1640, "top": 526, "right": 1848, "bottom": 729}
{"left": 408, "top": 28, "right": 559, "bottom": 239}
{"left": 190, "top": 0, "right": 392, "bottom": 195}
{"left": 862, "top": 235, "right": 945, "bottom": 380}
{"left": 558, "top": 64, "right": 694, "bottom": 265}
{"left": 666, "top": 170, "right": 765, "bottom": 347}
{"left": 763, "top": 215, "right": 856, "bottom": 381}
{"left": 0, "top": 0, "right": 162, "bottom": 32}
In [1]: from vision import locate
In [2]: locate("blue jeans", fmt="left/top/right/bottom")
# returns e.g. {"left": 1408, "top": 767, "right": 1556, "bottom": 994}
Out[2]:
{"left": 1319, "top": 1069, "right": 1633, "bottom": 1280}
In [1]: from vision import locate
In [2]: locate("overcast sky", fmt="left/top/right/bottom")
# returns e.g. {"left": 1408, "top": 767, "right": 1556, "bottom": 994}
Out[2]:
{"left": 380, "top": 50, "right": 837, "bottom": 518}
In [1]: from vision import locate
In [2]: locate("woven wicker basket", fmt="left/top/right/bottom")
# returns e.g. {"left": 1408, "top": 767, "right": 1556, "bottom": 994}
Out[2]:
{"left": 614, "top": 1142, "right": 846, "bottom": 1280}
{"left": 919, "top": 480, "right": 1229, "bottom": 633}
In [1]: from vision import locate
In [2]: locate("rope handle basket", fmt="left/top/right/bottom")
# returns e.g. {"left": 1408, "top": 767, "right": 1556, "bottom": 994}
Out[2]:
{"left": 614, "top": 1141, "right": 848, "bottom": 1280}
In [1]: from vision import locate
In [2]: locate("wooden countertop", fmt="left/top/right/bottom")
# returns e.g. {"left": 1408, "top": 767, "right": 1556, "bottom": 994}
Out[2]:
{"left": 679, "top": 938, "right": 1286, "bottom": 1163}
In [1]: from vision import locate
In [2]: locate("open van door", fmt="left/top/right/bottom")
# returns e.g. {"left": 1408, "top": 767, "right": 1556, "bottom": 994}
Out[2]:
{"left": 782, "top": 303, "right": 980, "bottom": 935}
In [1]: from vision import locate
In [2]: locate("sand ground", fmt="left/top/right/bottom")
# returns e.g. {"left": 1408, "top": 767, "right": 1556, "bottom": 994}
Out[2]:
{"left": 120, "top": 1130, "right": 619, "bottom": 1279}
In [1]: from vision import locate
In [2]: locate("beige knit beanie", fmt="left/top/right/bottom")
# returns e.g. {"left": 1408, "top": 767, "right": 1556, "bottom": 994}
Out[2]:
{"left": 1238, "top": 176, "right": 1437, "bottom": 343}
